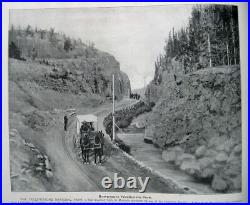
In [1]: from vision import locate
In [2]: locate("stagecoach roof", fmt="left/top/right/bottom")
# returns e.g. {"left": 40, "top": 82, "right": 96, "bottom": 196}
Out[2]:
{"left": 76, "top": 114, "right": 98, "bottom": 123}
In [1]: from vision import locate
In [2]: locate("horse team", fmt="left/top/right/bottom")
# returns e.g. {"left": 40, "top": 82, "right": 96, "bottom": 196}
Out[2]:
{"left": 64, "top": 115, "right": 105, "bottom": 165}
{"left": 79, "top": 121, "right": 105, "bottom": 164}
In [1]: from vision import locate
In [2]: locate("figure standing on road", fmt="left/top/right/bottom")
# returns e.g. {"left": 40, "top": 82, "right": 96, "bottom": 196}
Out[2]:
{"left": 64, "top": 115, "right": 68, "bottom": 131}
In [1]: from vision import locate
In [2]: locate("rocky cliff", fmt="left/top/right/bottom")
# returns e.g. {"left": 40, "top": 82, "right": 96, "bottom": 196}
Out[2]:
{"left": 33, "top": 53, "right": 131, "bottom": 100}
{"left": 145, "top": 64, "right": 241, "bottom": 192}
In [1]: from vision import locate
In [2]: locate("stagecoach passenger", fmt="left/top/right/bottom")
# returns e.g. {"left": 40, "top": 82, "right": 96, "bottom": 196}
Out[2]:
{"left": 80, "top": 121, "right": 89, "bottom": 134}
{"left": 89, "top": 122, "right": 94, "bottom": 131}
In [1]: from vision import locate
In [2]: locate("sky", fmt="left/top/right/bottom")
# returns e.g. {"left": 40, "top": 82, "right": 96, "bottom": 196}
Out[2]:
{"left": 10, "top": 5, "right": 193, "bottom": 89}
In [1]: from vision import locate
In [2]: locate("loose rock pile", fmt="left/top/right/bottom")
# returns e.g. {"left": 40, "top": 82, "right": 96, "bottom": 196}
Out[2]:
{"left": 10, "top": 129, "right": 54, "bottom": 191}
{"left": 24, "top": 141, "right": 53, "bottom": 179}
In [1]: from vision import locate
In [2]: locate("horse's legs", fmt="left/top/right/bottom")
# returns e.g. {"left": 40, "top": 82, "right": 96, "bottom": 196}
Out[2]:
{"left": 81, "top": 148, "right": 85, "bottom": 162}
{"left": 101, "top": 145, "right": 103, "bottom": 156}
{"left": 94, "top": 150, "right": 97, "bottom": 164}
{"left": 99, "top": 151, "right": 102, "bottom": 163}
{"left": 86, "top": 150, "right": 89, "bottom": 163}
{"left": 84, "top": 150, "right": 86, "bottom": 162}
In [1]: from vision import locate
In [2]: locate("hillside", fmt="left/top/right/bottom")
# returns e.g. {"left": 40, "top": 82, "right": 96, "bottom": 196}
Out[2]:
{"left": 8, "top": 26, "right": 133, "bottom": 192}
{"left": 9, "top": 26, "right": 131, "bottom": 100}
{"left": 8, "top": 59, "right": 190, "bottom": 193}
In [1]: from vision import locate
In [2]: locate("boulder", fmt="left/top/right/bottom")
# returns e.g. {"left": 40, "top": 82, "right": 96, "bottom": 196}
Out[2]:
{"left": 172, "top": 146, "right": 184, "bottom": 153}
{"left": 205, "top": 149, "right": 218, "bottom": 158}
{"left": 215, "top": 152, "right": 228, "bottom": 163}
{"left": 215, "top": 139, "right": 234, "bottom": 153}
{"left": 180, "top": 159, "right": 201, "bottom": 176}
{"left": 198, "top": 157, "right": 214, "bottom": 169}
{"left": 179, "top": 153, "right": 195, "bottom": 161}
{"left": 195, "top": 145, "right": 207, "bottom": 158}
{"left": 162, "top": 150, "right": 176, "bottom": 163}
{"left": 230, "top": 176, "right": 241, "bottom": 190}
{"left": 135, "top": 121, "right": 146, "bottom": 129}
{"left": 211, "top": 175, "right": 228, "bottom": 192}
{"left": 175, "top": 153, "right": 195, "bottom": 166}
{"left": 233, "top": 144, "right": 242, "bottom": 155}
{"left": 162, "top": 146, "right": 184, "bottom": 163}
{"left": 209, "top": 135, "right": 227, "bottom": 147}
{"left": 227, "top": 153, "right": 240, "bottom": 165}
{"left": 200, "top": 168, "right": 214, "bottom": 179}
{"left": 224, "top": 164, "right": 241, "bottom": 177}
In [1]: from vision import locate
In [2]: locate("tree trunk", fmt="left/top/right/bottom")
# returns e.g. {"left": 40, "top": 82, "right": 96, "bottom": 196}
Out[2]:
{"left": 208, "top": 33, "right": 212, "bottom": 67}
{"left": 226, "top": 42, "right": 230, "bottom": 66}
{"left": 233, "top": 47, "right": 237, "bottom": 65}
{"left": 231, "top": 7, "right": 237, "bottom": 65}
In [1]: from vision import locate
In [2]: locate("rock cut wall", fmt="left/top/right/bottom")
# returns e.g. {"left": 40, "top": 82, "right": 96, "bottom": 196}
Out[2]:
{"left": 145, "top": 65, "right": 242, "bottom": 192}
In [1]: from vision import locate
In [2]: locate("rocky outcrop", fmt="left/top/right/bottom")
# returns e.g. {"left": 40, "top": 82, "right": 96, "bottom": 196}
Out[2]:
{"left": 33, "top": 52, "right": 130, "bottom": 99}
{"left": 145, "top": 64, "right": 241, "bottom": 192}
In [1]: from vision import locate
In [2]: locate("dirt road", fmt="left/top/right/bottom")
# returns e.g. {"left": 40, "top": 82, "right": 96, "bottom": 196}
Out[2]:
{"left": 42, "top": 98, "right": 190, "bottom": 193}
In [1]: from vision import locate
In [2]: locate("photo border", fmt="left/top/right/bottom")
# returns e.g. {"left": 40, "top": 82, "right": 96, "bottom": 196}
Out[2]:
{"left": 1, "top": 1, "right": 248, "bottom": 203}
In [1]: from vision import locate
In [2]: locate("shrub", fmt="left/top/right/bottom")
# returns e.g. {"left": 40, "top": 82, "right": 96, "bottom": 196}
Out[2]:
{"left": 103, "top": 100, "right": 154, "bottom": 138}
{"left": 116, "top": 119, "right": 131, "bottom": 129}
{"left": 9, "top": 42, "right": 21, "bottom": 59}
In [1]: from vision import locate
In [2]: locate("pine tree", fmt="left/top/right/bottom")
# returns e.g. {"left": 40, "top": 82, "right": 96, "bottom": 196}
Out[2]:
{"left": 155, "top": 4, "right": 240, "bottom": 76}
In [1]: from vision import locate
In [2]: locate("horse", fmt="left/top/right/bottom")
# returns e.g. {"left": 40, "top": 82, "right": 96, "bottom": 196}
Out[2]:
{"left": 93, "top": 132, "right": 102, "bottom": 164}
{"left": 80, "top": 134, "right": 90, "bottom": 164}
{"left": 98, "top": 131, "right": 105, "bottom": 156}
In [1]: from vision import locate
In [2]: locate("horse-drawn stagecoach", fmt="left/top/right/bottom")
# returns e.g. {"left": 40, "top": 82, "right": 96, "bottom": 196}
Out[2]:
{"left": 75, "top": 114, "right": 104, "bottom": 164}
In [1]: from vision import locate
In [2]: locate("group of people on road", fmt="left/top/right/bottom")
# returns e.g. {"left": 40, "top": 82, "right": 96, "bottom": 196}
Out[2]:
{"left": 130, "top": 93, "right": 141, "bottom": 100}
{"left": 79, "top": 122, "right": 105, "bottom": 165}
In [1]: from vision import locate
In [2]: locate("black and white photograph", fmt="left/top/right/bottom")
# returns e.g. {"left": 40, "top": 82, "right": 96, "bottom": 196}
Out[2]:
{"left": 2, "top": 2, "right": 248, "bottom": 203}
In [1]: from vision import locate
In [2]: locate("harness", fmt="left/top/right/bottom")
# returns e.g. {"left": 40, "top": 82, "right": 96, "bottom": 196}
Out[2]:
{"left": 94, "top": 143, "right": 101, "bottom": 149}
{"left": 94, "top": 134, "right": 102, "bottom": 149}
{"left": 80, "top": 137, "right": 90, "bottom": 151}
